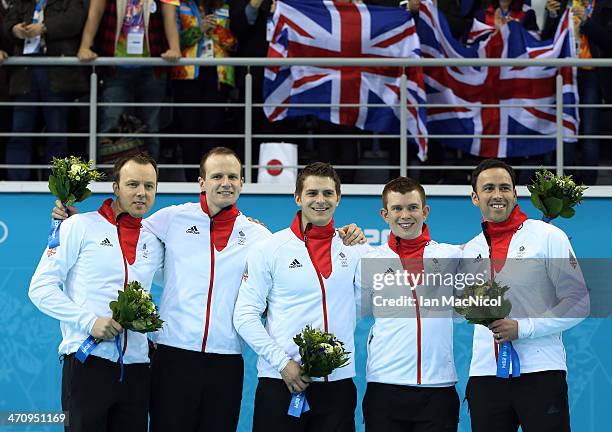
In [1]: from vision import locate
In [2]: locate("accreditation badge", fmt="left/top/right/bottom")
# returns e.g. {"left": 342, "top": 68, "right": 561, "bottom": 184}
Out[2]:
{"left": 127, "top": 25, "right": 145, "bottom": 55}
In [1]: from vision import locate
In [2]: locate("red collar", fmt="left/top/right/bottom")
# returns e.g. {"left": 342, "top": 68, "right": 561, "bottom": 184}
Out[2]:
{"left": 200, "top": 193, "right": 240, "bottom": 252}
{"left": 290, "top": 211, "right": 335, "bottom": 279}
{"left": 388, "top": 224, "right": 431, "bottom": 277}
{"left": 483, "top": 205, "right": 528, "bottom": 273}
{"left": 97, "top": 198, "right": 142, "bottom": 265}
{"left": 388, "top": 224, "right": 431, "bottom": 259}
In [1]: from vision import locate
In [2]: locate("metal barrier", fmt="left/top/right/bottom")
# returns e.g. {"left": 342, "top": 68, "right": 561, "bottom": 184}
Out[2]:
{"left": 1, "top": 56, "right": 611, "bottom": 188}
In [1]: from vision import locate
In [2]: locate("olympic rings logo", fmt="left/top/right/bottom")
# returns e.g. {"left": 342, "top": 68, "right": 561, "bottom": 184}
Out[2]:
{"left": 0, "top": 220, "right": 8, "bottom": 244}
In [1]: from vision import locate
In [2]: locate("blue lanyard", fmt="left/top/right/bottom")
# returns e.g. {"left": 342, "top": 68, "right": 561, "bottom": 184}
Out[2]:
{"left": 32, "top": 0, "right": 46, "bottom": 23}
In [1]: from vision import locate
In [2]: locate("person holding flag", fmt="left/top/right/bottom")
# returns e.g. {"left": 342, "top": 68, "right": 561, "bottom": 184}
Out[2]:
{"left": 234, "top": 162, "right": 371, "bottom": 431}
{"left": 29, "top": 153, "right": 164, "bottom": 432}
{"left": 357, "top": 176, "right": 462, "bottom": 432}
{"left": 460, "top": 159, "right": 589, "bottom": 432}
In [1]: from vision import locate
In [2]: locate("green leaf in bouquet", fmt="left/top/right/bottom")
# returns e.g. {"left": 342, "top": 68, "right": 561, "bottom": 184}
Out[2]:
{"left": 530, "top": 193, "right": 543, "bottom": 212}
{"left": 559, "top": 207, "right": 575, "bottom": 218}
{"left": 129, "top": 319, "right": 148, "bottom": 333}
{"left": 541, "top": 180, "right": 553, "bottom": 192}
{"left": 48, "top": 175, "right": 59, "bottom": 197}
{"left": 543, "top": 197, "right": 563, "bottom": 218}
{"left": 65, "top": 194, "right": 77, "bottom": 207}
{"left": 109, "top": 300, "right": 119, "bottom": 315}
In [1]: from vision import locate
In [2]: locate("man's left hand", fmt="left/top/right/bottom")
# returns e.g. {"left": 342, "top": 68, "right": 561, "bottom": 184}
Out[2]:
{"left": 337, "top": 223, "right": 366, "bottom": 246}
{"left": 489, "top": 319, "right": 518, "bottom": 344}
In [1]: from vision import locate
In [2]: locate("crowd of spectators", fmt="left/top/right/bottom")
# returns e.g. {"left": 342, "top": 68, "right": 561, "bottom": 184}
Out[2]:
{"left": 0, "top": 0, "right": 610, "bottom": 184}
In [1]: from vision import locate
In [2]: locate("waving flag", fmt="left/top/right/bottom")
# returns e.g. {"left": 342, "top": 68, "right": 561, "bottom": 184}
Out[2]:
{"left": 264, "top": 0, "right": 428, "bottom": 161}
{"left": 417, "top": 1, "right": 579, "bottom": 158}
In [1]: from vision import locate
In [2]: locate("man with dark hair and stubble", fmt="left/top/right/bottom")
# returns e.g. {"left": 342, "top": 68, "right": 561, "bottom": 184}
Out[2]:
{"left": 460, "top": 158, "right": 589, "bottom": 432}
{"left": 234, "top": 162, "right": 372, "bottom": 432}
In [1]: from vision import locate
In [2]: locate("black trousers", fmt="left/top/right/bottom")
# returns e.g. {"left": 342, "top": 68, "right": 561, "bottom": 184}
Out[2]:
{"left": 253, "top": 378, "right": 357, "bottom": 432}
{"left": 362, "top": 382, "right": 459, "bottom": 432}
{"left": 466, "top": 371, "right": 570, "bottom": 432}
{"left": 149, "top": 344, "right": 244, "bottom": 432}
{"left": 61, "top": 354, "right": 150, "bottom": 432}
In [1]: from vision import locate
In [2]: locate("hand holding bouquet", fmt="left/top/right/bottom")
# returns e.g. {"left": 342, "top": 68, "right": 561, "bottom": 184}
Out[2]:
{"left": 109, "top": 281, "right": 164, "bottom": 334}
{"left": 288, "top": 325, "right": 350, "bottom": 417}
{"left": 48, "top": 156, "right": 104, "bottom": 248}
{"left": 293, "top": 325, "right": 350, "bottom": 377}
{"left": 76, "top": 281, "right": 163, "bottom": 382}
{"left": 528, "top": 169, "right": 587, "bottom": 221}
{"left": 455, "top": 280, "right": 519, "bottom": 378}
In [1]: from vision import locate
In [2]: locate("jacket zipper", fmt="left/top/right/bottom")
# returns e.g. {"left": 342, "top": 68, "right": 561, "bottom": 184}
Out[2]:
{"left": 201, "top": 219, "right": 215, "bottom": 352}
{"left": 116, "top": 219, "right": 128, "bottom": 356}
{"left": 399, "top": 237, "right": 422, "bottom": 385}
{"left": 482, "top": 223, "right": 498, "bottom": 362}
{"left": 304, "top": 228, "right": 329, "bottom": 382}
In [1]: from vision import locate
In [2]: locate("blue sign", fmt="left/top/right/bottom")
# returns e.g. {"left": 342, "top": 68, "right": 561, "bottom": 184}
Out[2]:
{"left": 1, "top": 193, "right": 611, "bottom": 431}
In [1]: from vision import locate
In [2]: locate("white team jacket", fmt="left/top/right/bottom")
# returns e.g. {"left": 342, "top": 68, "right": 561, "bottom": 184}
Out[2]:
{"left": 233, "top": 223, "right": 371, "bottom": 381}
{"left": 143, "top": 200, "right": 271, "bottom": 354}
{"left": 358, "top": 241, "right": 461, "bottom": 386}
{"left": 461, "top": 219, "right": 589, "bottom": 376}
{"left": 29, "top": 202, "right": 164, "bottom": 364}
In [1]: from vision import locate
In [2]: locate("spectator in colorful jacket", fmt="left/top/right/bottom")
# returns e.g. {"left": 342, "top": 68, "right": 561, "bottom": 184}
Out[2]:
{"left": 77, "top": 0, "right": 181, "bottom": 160}
{"left": 172, "top": 0, "right": 237, "bottom": 180}
{"left": 4, "top": 0, "right": 88, "bottom": 180}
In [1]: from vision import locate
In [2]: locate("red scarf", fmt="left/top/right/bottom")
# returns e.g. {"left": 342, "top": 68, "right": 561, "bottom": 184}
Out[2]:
{"left": 98, "top": 198, "right": 142, "bottom": 265}
{"left": 482, "top": 205, "right": 528, "bottom": 273}
{"left": 290, "top": 211, "right": 335, "bottom": 279}
{"left": 200, "top": 193, "right": 240, "bottom": 252}
{"left": 388, "top": 224, "right": 432, "bottom": 276}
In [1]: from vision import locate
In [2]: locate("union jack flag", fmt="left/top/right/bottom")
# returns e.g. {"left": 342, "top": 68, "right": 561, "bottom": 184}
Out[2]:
{"left": 264, "top": 0, "right": 428, "bottom": 161}
{"left": 417, "top": 1, "right": 579, "bottom": 158}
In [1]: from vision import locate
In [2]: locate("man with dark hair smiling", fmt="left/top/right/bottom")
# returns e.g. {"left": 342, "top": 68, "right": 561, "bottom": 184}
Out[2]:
{"left": 461, "top": 158, "right": 589, "bottom": 432}
{"left": 358, "top": 176, "right": 462, "bottom": 432}
{"left": 234, "top": 162, "right": 371, "bottom": 432}
{"left": 30, "top": 153, "right": 164, "bottom": 432}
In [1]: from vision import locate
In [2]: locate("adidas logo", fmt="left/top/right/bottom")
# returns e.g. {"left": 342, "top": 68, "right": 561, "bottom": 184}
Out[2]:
{"left": 473, "top": 254, "right": 482, "bottom": 263}
{"left": 100, "top": 238, "right": 113, "bottom": 247}
{"left": 385, "top": 267, "right": 394, "bottom": 274}
{"left": 239, "top": 230, "right": 245, "bottom": 237}
{"left": 289, "top": 259, "right": 303, "bottom": 269}
{"left": 186, "top": 226, "right": 200, "bottom": 235}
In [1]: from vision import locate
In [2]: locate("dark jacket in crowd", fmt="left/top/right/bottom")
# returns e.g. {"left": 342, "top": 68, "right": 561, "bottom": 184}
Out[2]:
{"left": 230, "top": 0, "right": 273, "bottom": 97}
{"left": 5, "top": 0, "right": 87, "bottom": 96}
{"left": 581, "top": 0, "right": 612, "bottom": 102}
